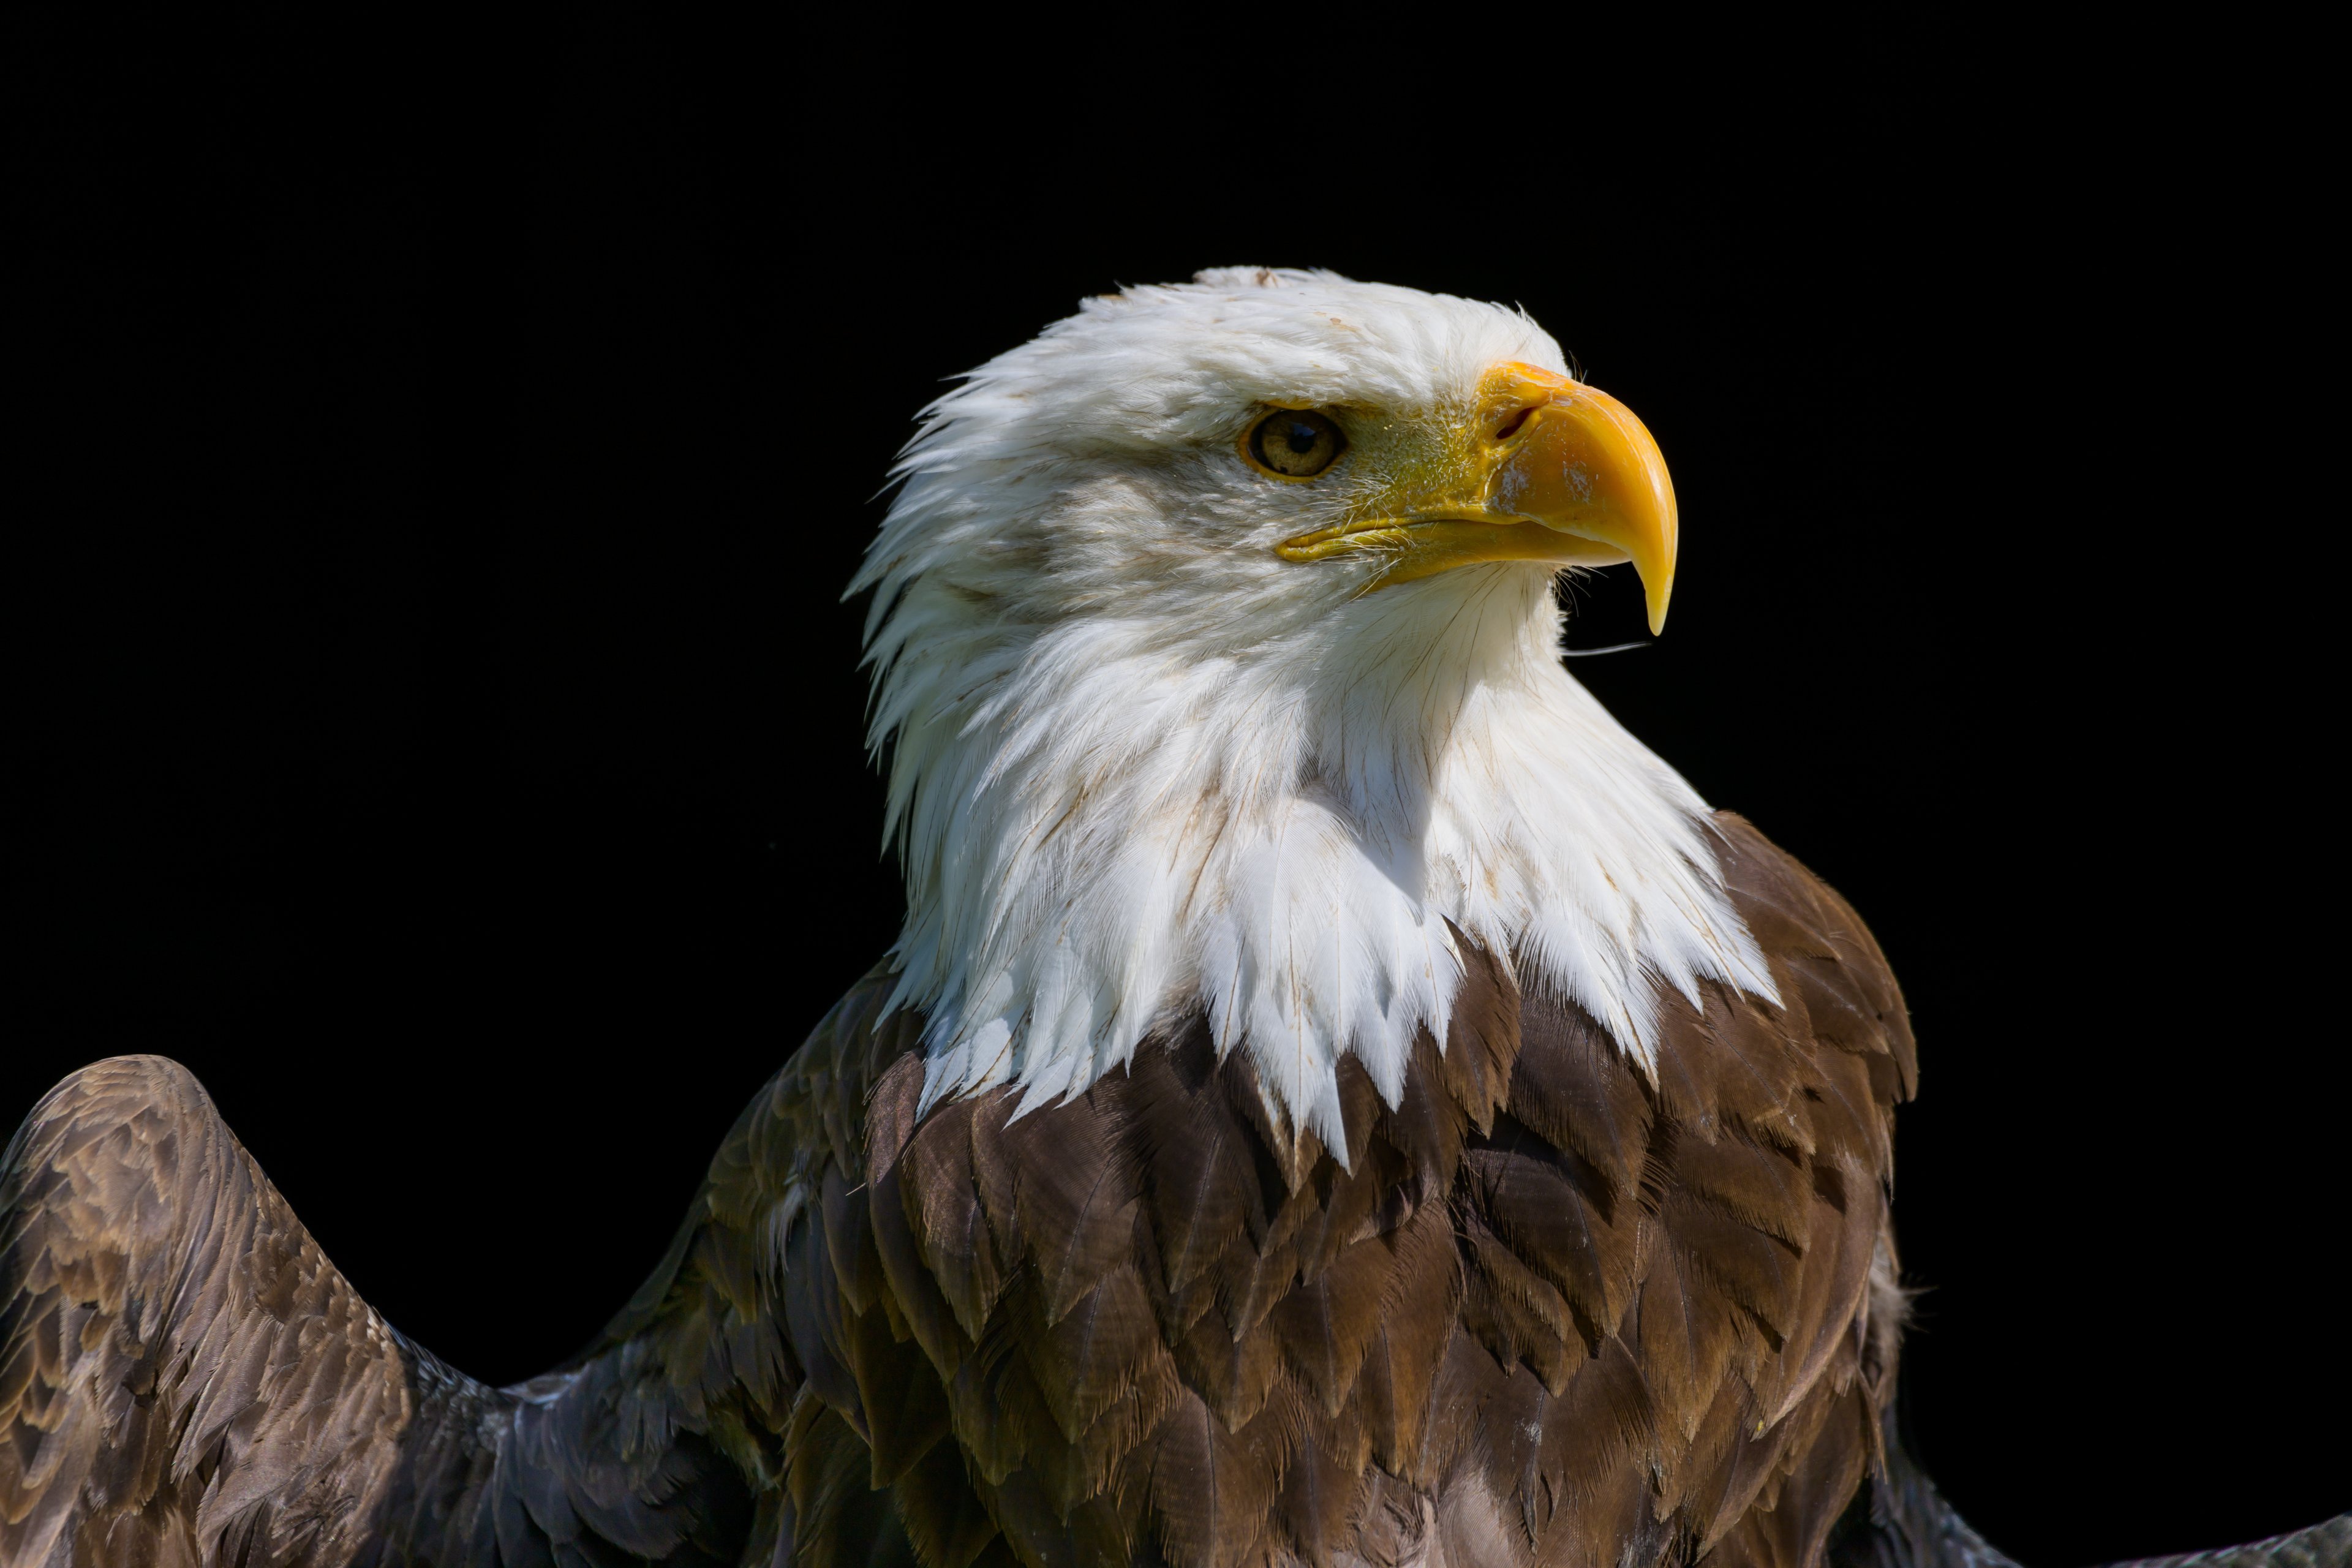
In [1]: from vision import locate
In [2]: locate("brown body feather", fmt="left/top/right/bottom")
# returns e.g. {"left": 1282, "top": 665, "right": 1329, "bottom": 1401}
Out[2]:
{"left": 4, "top": 816, "right": 1955, "bottom": 1566}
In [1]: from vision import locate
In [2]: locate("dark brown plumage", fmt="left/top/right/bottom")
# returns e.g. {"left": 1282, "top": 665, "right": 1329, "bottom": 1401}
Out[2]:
{"left": 3, "top": 814, "right": 2045, "bottom": 1567}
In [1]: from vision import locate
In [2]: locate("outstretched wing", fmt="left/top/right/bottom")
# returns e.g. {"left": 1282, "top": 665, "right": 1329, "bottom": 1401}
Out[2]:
{"left": 0, "top": 1055, "right": 411, "bottom": 1566}
{"left": 0, "top": 975, "right": 921, "bottom": 1568}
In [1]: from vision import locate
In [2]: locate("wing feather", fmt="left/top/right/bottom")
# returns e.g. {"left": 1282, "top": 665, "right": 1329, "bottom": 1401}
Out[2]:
{"left": 1, "top": 1057, "right": 410, "bottom": 1568}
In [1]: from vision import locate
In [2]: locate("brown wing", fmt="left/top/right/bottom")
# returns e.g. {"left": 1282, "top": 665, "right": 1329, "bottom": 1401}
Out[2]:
{"left": 752, "top": 810, "right": 1925, "bottom": 1567}
{"left": 1, "top": 1055, "right": 412, "bottom": 1567}
{"left": 0, "top": 975, "right": 928, "bottom": 1568}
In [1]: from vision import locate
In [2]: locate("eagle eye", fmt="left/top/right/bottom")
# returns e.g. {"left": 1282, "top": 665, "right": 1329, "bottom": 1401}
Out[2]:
{"left": 1243, "top": 409, "right": 1346, "bottom": 480}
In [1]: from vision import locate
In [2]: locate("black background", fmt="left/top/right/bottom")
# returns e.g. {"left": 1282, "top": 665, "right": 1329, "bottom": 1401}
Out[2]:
{"left": 7, "top": 21, "right": 2340, "bottom": 1565}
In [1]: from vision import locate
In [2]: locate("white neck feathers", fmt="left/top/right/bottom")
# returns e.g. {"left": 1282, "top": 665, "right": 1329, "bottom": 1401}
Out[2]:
{"left": 867, "top": 562, "right": 1775, "bottom": 1156}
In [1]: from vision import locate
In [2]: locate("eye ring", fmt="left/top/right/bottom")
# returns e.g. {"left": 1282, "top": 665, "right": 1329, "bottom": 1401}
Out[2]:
{"left": 1241, "top": 408, "right": 1347, "bottom": 481}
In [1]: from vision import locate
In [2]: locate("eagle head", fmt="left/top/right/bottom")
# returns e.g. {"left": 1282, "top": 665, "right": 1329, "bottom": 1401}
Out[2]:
{"left": 853, "top": 269, "right": 1767, "bottom": 1151}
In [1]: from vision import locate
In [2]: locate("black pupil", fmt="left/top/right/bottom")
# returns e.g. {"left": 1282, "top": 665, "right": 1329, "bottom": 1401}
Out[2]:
{"left": 1284, "top": 421, "right": 1320, "bottom": 454}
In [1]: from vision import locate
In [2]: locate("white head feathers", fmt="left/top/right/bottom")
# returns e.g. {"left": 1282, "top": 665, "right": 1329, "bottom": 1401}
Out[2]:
{"left": 851, "top": 268, "right": 1774, "bottom": 1156}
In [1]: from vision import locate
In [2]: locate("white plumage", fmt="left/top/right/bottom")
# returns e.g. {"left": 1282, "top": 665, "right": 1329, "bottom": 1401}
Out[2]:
{"left": 854, "top": 268, "right": 1776, "bottom": 1155}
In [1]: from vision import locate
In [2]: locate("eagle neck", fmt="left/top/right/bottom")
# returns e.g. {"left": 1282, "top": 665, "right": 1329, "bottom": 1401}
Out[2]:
{"left": 880, "top": 566, "right": 1776, "bottom": 1153}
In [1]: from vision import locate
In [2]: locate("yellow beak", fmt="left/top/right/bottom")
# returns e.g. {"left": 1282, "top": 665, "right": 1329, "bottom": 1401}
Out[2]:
{"left": 1275, "top": 362, "right": 1681, "bottom": 635}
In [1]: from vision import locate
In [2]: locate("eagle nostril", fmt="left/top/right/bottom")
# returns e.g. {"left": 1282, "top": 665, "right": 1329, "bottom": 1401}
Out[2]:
{"left": 1493, "top": 405, "right": 1538, "bottom": 442}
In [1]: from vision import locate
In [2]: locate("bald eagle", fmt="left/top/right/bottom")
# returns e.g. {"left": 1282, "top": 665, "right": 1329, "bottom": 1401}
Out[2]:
{"left": 6, "top": 270, "right": 2340, "bottom": 1568}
